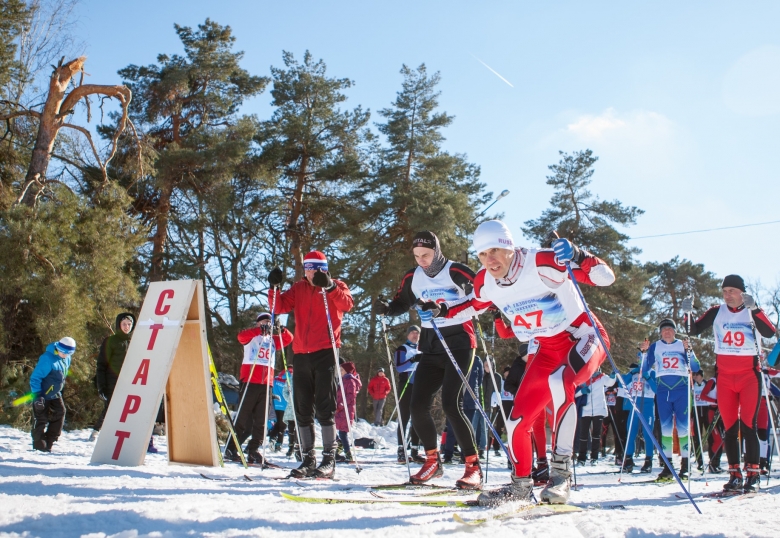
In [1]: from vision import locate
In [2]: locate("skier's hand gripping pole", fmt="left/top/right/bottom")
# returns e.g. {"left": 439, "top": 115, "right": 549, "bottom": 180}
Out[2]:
{"left": 563, "top": 261, "right": 701, "bottom": 514}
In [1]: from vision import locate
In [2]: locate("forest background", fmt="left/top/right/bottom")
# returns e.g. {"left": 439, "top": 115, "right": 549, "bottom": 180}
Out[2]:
{"left": 2, "top": 0, "right": 778, "bottom": 428}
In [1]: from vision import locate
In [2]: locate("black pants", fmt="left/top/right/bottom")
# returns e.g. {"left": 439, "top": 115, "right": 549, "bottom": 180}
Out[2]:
{"left": 578, "top": 416, "right": 604, "bottom": 461}
{"left": 411, "top": 348, "right": 477, "bottom": 457}
{"left": 293, "top": 348, "right": 337, "bottom": 427}
{"left": 286, "top": 420, "right": 297, "bottom": 447}
{"left": 269, "top": 409, "right": 287, "bottom": 443}
{"left": 396, "top": 377, "right": 421, "bottom": 448}
{"left": 228, "top": 383, "right": 269, "bottom": 452}
{"left": 32, "top": 396, "right": 65, "bottom": 448}
{"left": 602, "top": 407, "right": 623, "bottom": 456}
{"left": 690, "top": 406, "right": 709, "bottom": 465}
{"left": 613, "top": 398, "right": 628, "bottom": 458}
{"left": 94, "top": 391, "right": 114, "bottom": 431}
{"left": 491, "top": 400, "right": 513, "bottom": 450}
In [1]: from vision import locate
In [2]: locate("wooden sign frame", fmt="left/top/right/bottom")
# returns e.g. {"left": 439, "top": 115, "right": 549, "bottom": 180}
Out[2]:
{"left": 91, "top": 280, "right": 219, "bottom": 467}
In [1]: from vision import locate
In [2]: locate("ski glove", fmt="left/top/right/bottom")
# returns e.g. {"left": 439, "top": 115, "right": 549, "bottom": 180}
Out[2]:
{"left": 552, "top": 238, "right": 580, "bottom": 264}
{"left": 33, "top": 396, "right": 45, "bottom": 412}
{"left": 260, "top": 323, "right": 272, "bottom": 336}
{"left": 374, "top": 298, "right": 390, "bottom": 315}
{"left": 742, "top": 293, "right": 757, "bottom": 310}
{"left": 99, "top": 392, "right": 108, "bottom": 401}
{"left": 268, "top": 267, "right": 284, "bottom": 287}
{"left": 416, "top": 299, "right": 448, "bottom": 320}
{"left": 681, "top": 296, "right": 694, "bottom": 313}
{"left": 312, "top": 269, "right": 335, "bottom": 290}
{"left": 580, "top": 386, "right": 591, "bottom": 395}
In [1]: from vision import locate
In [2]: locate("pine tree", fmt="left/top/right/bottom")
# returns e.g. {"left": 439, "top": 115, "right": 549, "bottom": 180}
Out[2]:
{"left": 523, "top": 150, "right": 648, "bottom": 366}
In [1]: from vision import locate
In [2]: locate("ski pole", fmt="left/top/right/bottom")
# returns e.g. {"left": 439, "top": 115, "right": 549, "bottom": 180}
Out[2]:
{"left": 619, "top": 351, "right": 646, "bottom": 482}
{"left": 607, "top": 406, "right": 626, "bottom": 460}
{"left": 321, "top": 288, "right": 362, "bottom": 473}
{"left": 380, "top": 317, "right": 411, "bottom": 479}
{"left": 474, "top": 317, "right": 510, "bottom": 441}
{"left": 207, "top": 345, "right": 248, "bottom": 468}
{"left": 683, "top": 303, "right": 707, "bottom": 478}
{"left": 563, "top": 261, "right": 701, "bottom": 514}
{"left": 387, "top": 376, "right": 411, "bottom": 424}
{"left": 277, "top": 320, "right": 302, "bottom": 461}
{"left": 429, "top": 318, "right": 537, "bottom": 502}
{"left": 258, "top": 284, "right": 280, "bottom": 470}
{"left": 748, "top": 316, "right": 780, "bottom": 479}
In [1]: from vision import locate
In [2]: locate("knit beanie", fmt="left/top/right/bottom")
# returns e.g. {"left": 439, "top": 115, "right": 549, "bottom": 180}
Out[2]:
{"left": 256, "top": 313, "right": 272, "bottom": 323}
{"left": 54, "top": 337, "right": 76, "bottom": 355}
{"left": 658, "top": 318, "right": 676, "bottom": 332}
{"left": 721, "top": 274, "right": 745, "bottom": 292}
{"left": 407, "top": 325, "right": 421, "bottom": 335}
{"left": 473, "top": 220, "right": 515, "bottom": 255}
{"left": 303, "top": 250, "right": 328, "bottom": 272}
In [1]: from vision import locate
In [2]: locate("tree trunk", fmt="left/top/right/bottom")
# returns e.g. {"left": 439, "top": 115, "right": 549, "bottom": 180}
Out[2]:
{"left": 288, "top": 154, "right": 308, "bottom": 281}
{"left": 150, "top": 183, "right": 173, "bottom": 282}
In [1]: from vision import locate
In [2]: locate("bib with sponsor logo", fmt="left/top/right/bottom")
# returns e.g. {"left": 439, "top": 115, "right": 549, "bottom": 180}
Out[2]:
{"left": 653, "top": 339, "right": 690, "bottom": 377}
{"left": 713, "top": 305, "right": 756, "bottom": 356}
{"left": 625, "top": 371, "right": 656, "bottom": 400}
{"left": 242, "top": 335, "right": 275, "bottom": 368}
{"left": 481, "top": 248, "right": 585, "bottom": 341}
{"left": 692, "top": 381, "right": 709, "bottom": 406}
{"left": 411, "top": 261, "right": 471, "bottom": 328}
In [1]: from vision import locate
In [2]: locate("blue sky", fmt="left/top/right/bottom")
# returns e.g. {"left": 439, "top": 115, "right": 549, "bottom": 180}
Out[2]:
{"left": 72, "top": 1, "right": 780, "bottom": 293}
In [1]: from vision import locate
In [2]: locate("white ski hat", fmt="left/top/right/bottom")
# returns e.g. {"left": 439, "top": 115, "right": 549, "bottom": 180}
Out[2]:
{"left": 54, "top": 336, "right": 76, "bottom": 355}
{"left": 473, "top": 220, "right": 515, "bottom": 254}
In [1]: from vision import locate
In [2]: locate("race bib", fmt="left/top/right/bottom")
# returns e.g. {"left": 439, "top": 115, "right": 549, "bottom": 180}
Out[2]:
{"left": 504, "top": 293, "right": 567, "bottom": 338}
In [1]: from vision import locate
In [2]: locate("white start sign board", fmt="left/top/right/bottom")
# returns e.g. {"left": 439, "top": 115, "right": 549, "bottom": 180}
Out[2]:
{"left": 91, "top": 280, "right": 219, "bottom": 467}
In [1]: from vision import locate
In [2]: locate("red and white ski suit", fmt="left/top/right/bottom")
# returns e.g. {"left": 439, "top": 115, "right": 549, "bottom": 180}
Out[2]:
{"left": 445, "top": 247, "right": 614, "bottom": 476}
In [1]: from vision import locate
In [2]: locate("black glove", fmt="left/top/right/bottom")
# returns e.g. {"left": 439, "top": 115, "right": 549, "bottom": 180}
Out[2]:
{"left": 542, "top": 229, "right": 560, "bottom": 248}
{"left": 33, "top": 396, "right": 45, "bottom": 413}
{"left": 410, "top": 354, "right": 421, "bottom": 363}
{"left": 489, "top": 307, "right": 502, "bottom": 320}
{"left": 416, "top": 298, "right": 448, "bottom": 318}
{"left": 260, "top": 323, "right": 272, "bottom": 336}
{"left": 99, "top": 392, "right": 108, "bottom": 402}
{"left": 268, "top": 267, "right": 284, "bottom": 287}
{"left": 312, "top": 269, "right": 334, "bottom": 289}
{"left": 374, "top": 298, "right": 390, "bottom": 315}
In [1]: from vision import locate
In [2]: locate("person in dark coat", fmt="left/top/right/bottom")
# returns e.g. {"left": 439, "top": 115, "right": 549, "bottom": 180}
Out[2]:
{"left": 335, "top": 362, "right": 362, "bottom": 462}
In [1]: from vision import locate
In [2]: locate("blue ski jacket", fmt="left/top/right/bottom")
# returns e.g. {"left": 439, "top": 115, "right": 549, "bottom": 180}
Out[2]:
{"left": 30, "top": 343, "right": 72, "bottom": 400}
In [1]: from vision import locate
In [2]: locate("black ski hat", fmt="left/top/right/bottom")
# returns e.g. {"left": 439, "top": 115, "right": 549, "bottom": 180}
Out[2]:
{"left": 721, "top": 274, "right": 746, "bottom": 292}
{"left": 412, "top": 231, "right": 439, "bottom": 250}
{"left": 659, "top": 318, "right": 676, "bottom": 332}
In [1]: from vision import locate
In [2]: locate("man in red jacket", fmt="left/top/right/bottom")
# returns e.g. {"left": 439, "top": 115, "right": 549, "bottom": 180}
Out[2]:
{"left": 268, "top": 251, "right": 354, "bottom": 479}
{"left": 226, "top": 313, "right": 293, "bottom": 464}
{"left": 368, "top": 368, "right": 392, "bottom": 426}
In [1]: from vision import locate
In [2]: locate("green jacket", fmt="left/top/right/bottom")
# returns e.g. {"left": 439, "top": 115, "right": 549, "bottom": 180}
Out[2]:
{"left": 96, "top": 312, "right": 136, "bottom": 396}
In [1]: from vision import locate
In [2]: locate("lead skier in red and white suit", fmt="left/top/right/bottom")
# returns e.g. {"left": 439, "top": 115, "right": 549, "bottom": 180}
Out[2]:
{"left": 420, "top": 220, "right": 615, "bottom": 506}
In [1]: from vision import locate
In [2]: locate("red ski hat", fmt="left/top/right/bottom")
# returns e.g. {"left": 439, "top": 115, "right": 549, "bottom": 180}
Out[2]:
{"left": 303, "top": 250, "right": 328, "bottom": 271}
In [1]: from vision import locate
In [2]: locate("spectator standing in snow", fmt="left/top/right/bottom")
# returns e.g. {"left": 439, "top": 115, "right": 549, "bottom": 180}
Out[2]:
{"left": 575, "top": 370, "right": 617, "bottom": 464}
{"left": 335, "top": 362, "right": 362, "bottom": 462}
{"left": 368, "top": 368, "right": 391, "bottom": 426}
{"left": 30, "top": 337, "right": 76, "bottom": 452}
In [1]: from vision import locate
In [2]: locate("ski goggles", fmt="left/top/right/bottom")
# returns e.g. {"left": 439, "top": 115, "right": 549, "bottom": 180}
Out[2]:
{"left": 303, "top": 261, "right": 328, "bottom": 272}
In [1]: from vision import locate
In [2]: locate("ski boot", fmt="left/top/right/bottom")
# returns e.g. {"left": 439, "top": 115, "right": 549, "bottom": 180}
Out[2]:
{"left": 397, "top": 446, "right": 407, "bottom": 464}
{"left": 589, "top": 458, "right": 598, "bottom": 466}
{"left": 679, "top": 457, "right": 689, "bottom": 479}
{"left": 655, "top": 461, "right": 674, "bottom": 482}
{"left": 286, "top": 444, "right": 294, "bottom": 457}
{"left": 290, "top": 449, "right": 317, "bottom": 478}
{"left": 759, "top": 457, "right": 769, "bottom": 476}
{"left": 723, "top": 465, "right": 743, "bottom": 491}
{"left": 540, "top": 454, "right": 572, "bottom": 504}
{"left": 478, "top": 449, "right": 485, "bottom": 460}
{"left": 532, "top": 459, "right": 550, "bottom": 486}
{"left": 743, "top": 464, "right": 760, "bottom": 493}
{"left": 311, "top": 450, "right": 336, "bottom": 479}
{"left": 622, "top": 456, "right": 635, "bottom": 473}
{"left": 409, "top": 449, "right": 443, "bottom": 484}
{"left": 224, "top": 447, "right": 242, "bottom": 462}
{"left": 441, "top": 453, "right": 454, "bottom": 465}
{"left": 640, "top": 457, "right": 653, "bottom": 473}
{"left": 246, "top": 449, "right": 264, "bottom": 465}
{"left": 274, "top": 442, "right": 282, "bottom": 453}
{"left": 455, "top": 454, "right": 483, "bottom": 490}
{"left": 147, "top": 437, "right": 158, "bottom": 454}
{"left": 88, "top": 430, "right": 99, "bottom": 442}
{"left": 477, "top": 475, "right": 534, "bottom": 507}
{"left": 410, "top": 447, "right": 426, "bottom": 463}
{"left": 614, "top": 456, "right": 623, "bottom": 468}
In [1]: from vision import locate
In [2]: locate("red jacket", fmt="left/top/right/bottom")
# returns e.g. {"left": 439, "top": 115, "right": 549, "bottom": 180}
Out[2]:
{"left": 368, "top": 375, "right": 391, "bottom": 400}
{"left": 269, "top": 278, "right": 353, "bottom": 354}
{"left": 237, "top": 327, "right": 294, "bottom": 384}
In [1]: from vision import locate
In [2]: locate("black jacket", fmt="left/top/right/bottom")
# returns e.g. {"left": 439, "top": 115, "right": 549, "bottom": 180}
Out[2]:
{"left": 503, "top": 342, "right": 529, "bottom": 396}
{"left": 96, "top": 312, "right": 136, "bottom": 396}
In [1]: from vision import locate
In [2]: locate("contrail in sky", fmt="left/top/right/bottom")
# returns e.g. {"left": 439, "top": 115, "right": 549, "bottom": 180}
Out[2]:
{"left": 471, "top": 54, "right": 514, "bottom": 88}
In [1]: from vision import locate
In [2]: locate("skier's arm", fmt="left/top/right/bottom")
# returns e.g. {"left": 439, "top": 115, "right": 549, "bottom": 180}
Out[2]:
{"left": 237, "top": 327, "right": 263, "bottom": 345}
{"left": 750, "top": 308, "right": 776, "bottom": 338}
{"left": 493, "top": 309, "right": 516, "bottom": 339}
{"left": 385, "top": 268, "right": 418, "bottom": 316}
{"left": 395, "top": 345, "right": 415, "bottom": 373}
{"left": 269, "top": 284, "right": 296, "bottom": 315}
{"left": 641, "top": 346, "right": 656, "bottom": 374}
{"left": 685, "top": 306, "right": 719, "bottom": 336}
{"left": 328, "top": 279, "right": 354, "bottom": 313}
{"left": 449, "top": 263, "right": 476, "bottom": 295}
{"left": 29, "top": 357, "right": 51, "bottom": 396}
{"left": 687, "top": 346, "right": 701, "bottom": 373}
{"left": 701, "top": 379, "right": 717, "bottom": 404}
{"left": 443, "top": 269, "right": 494, "bottom": 318}
{"left": 535, "top": 249, "right": 615, "bottom": 289}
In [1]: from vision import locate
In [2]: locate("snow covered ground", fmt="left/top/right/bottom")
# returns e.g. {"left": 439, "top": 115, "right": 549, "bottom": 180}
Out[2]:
{"left": 1, "top": 423, "right": 778, "bottom": 538}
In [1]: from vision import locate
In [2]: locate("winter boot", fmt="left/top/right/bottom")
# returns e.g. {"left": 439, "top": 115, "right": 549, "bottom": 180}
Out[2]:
{"left": 397, "top": 446, "right": 407, "bottom": 464}
{"left": 614, "top": 455, "right": 623, "bottom": 468}
{"left": 679, "top": 457, "right": 689, "bottom": 479}
{"left": 540, "top": 454, "right": 572, "bottom": 504}
{"left": 640, "top": 457, "right": 653, "bottom": 473}
{"left": 290, "top": 449, "right": 317, "bottom": 478}
{"left": 147, "top": 437, "right": 158, "bottom": 454}
{"left": 759, "top": 457, "right": 769, "bottom": 476}
{"left": 532, "top": 459, "right": 550, "bottom": 486}
{"left": 477, "top": 475, "right": 534, "bottom": 507}
{"left": 224, "top": 447, "right": 242, "bottom": 462}
{"left": 246, "top": 449, "right": 264, "bottom": 465}
{"left": 32, "top": 438, "right": 48, "bottom": 452}
{"left": 293, "top": 444, "right": 302, "bottom": 462}
{"left": 743, "top": 464, "right": 761, "bottom": 493}
{"left": 723, "top": 465, "right": 743, "bottom": 491}
{"left": 286, "top": 444, "right": 294, "bottom": 457}
{"left": 409, "top": 449, "right": 444, "bottom": 484}
{"left": 311, "top": 450, "right": 336, "bottom": 479}
{"left": 622, "top": 456, "right": 635, "bottom": 474}
{"left": 274, "top": 442, "right": 282, "bottom": 453}
{"left": 410, "top": 447, "right": 426, "bottom": 463}
{"left": 88, "top": 430, "right": 98, "bottom": 442}
{"left": 455, "top": 454, "right": 483, "bottom": 490}
{"left": 478, "top": 449, "right": 485, "bottom": 460}
{"left": 656, "top": 461, "right": 674, "bottom": 482}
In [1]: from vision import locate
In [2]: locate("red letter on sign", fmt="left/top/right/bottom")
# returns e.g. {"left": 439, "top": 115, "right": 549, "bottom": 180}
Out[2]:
{"left": 147, "top": 323, "right": 164, "bottom": 350}
{"left": 112, "top": 430, "right": 131, "bottom": 460}
{"left": 132, "top": 359, "right": 150, "bottom": 385}
{"left": 119, "top": 394, "right": 142, "bottom": 422}
{"left": 155, "top": 289, "right": 175, "bottom": 315}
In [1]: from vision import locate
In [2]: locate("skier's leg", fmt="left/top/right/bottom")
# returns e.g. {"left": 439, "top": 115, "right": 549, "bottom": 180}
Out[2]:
{"left": 577, "top": 416, "right": 592, "bottom": 462}
{"left": 590, "top": 416, "right": 604, "bottom": 460}
{"left": 409, "top": 354, "right": 445, "bottom": 451}
{"left": 44, "top": 396, "right": 66, "bottom": 449}
{"left": 440, "top": 349, "right": 477, "bottom": 458}
{"left": 657, "top": 389, "right": 675, "bottom": 460}
{"left": 312, "top": 348, "right": 338, "bottom": 454}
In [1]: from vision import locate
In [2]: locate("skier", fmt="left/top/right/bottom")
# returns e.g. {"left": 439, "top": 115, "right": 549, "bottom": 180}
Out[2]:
{"left": 374, "top": 230, "right": 482, "bottom": 489}
{"left": 226, "top": 313, "right": 294, "bottom": 464}
{"left": 683, "top": 275, "right": 776, "bottom": 492}
{"left": 368, "top": 368, "right": 391, "bottom": 426}
{"left": 426, "top": 220, "right": 615, "bottom": 505}
{"left": 91, "top": 313, "right": 136, "bottom": 442}
{"left": 268, "top": 250, "right": 354, "bottom": 479}
{"left": 699, "top": 371, "right": 725, "bottom": 472}
{"left": 394, "top": 325, "right": 424, "bottom": 463}
{"left": 30, "top": 337, "right": 76, "bottom": 452}
{"left": 575, "top": 370, "right": 617, "bottom": 465}
{"left": 621, "top": 360, "right": 657, "bottom": 473}
{"left": 270, "top": 368, "right": 290, "bottom": 452}
{"left": 335, "top": 361, "right": 361, "bottom": 463}
{"left": 641, "top": 319, "right": 700, "bottom": 480}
